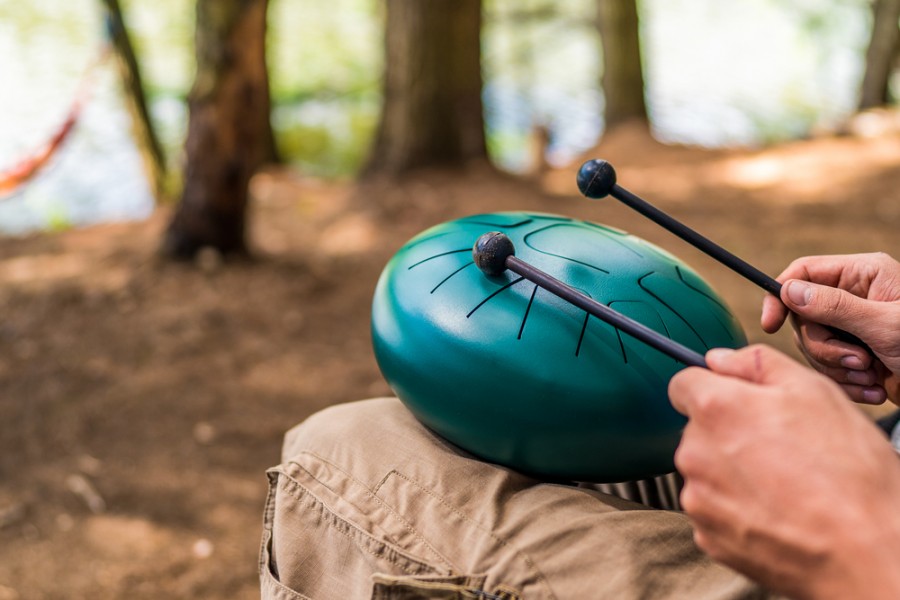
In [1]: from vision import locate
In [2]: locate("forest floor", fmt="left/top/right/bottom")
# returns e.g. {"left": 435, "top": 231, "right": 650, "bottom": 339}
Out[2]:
{"left": 0, "top": 123, "right": 899, "bottom": 599}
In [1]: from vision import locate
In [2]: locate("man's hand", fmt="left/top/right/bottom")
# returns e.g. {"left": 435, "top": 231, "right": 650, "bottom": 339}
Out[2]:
{"left": 760, "top": 253, "right": 900, "bottom": 404}
{"left": 669, "top": 345, "right": 900, "bottom": 600}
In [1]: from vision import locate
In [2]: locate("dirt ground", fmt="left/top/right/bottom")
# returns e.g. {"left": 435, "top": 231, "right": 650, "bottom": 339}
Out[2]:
{"left": 0, "top": 125, "right": 899, "bottom": 599}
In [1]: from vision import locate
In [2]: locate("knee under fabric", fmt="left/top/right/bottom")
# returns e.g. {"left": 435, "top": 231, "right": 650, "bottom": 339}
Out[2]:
{"left": 371, "top": 212, "right": 746, "bottom": 482}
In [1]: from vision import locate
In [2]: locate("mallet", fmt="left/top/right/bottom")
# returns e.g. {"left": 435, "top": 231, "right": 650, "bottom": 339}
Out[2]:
{"left": 576, "top": 159, "right": 871, "bottom": 353}
{"left": 473, "top": 231, "right": 708, "bottom": 368}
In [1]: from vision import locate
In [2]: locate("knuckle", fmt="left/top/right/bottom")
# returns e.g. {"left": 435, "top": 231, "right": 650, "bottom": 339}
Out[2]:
{"left": 743, "top": 343, "right": 776, "bottom": 369}
{"left": 669, "top": 368, "right": 712, "bottom": 414}
{"left": 748, "top": 343, "right": 774, "bottom": 357}
{"left": 690, "top": 388, "right": 718, "bottom": 414}
{"left": 783, "top": 256, "right": 810, "bottom": 278}
{"left": 692, "top": 527, "right": 716, "bottom": 556}
{"left": 667, "top": 370, "right": 687, "bottom": 396}
{"left": 696, "top": 531, "right": 727, "bottom": 563}
{"left": 680, "top": 482, "right": 701, "bottom": 515}
{"left": 673, "top": 442, "right": 695, "bottom": 475}
{"left": 820, "top": 289, "right": 859, "bottom": 322}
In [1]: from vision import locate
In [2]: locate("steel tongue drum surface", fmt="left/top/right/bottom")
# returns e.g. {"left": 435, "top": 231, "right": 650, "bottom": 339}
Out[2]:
{"left": 371, "top": 212, "right": 746, "bottom": 482}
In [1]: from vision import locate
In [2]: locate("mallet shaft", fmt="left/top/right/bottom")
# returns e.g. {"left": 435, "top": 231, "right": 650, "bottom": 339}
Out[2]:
{"left": 506, "top": 255, "right": 708, "bottom": 368}
{"left": 611, "top": 184, "right": 782, "bottom": 296}
{"left": 612, "top": 184, "right": 871, "bottom": 352}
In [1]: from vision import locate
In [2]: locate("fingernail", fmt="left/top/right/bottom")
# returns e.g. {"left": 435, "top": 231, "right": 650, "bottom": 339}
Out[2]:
{"left": 862, "top": 388, "right": 885, "bottom": 404}
{"left": 785, "top": 280, "right": 811, "bottom": 307}
{"left": 706, "top": 348, "right": 735, "bottom": 360}
{"left": 841, "top": 355, "right": 865, "bottom": 370}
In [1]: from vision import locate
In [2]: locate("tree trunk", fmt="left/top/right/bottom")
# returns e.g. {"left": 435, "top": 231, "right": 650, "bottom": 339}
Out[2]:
{"left": 101, "top": 0, "right": 167, "bottom": 202}
{"left": 859, "top": 0, "right": 900, "bottom": 110}
{"left": 364, "top": 0, "right": 487, "bottom": 176}
{"left": 162, "top": 0, "right": 274, "bottom": 259}
{"left": 597, "top": 0, "right": 648, "bottom": 130}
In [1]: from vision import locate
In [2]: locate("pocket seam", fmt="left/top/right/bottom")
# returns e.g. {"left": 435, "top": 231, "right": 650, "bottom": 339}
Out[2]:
{"left": 260, "top": 528, "right": 314, "bottom": 600}
{"left": 288, "top": 450, "right": 457, "bottom": 572}
{"left": 371, "top": 572, "right": 488, "bottom": 599}
{"left": 276, "top": 466, "right": 438, "bottom": 577}
{"left": 260, "top": 469, "right": 314, "bottom": 600}
{"left": 376, "top": 470, "right": 557, "bottom": 600}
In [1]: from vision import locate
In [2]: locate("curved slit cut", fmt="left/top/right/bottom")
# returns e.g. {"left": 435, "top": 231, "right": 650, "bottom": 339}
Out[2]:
{"left": 638, "top": 272, "right": 710, "bottom": 350}
{"left": 676, "top": 266, "right": 727, "bottom": 311}
{"left": 614, "top": 326, "right": 628, "bottom": 363}
{"left": 430, "top": 261, "right": 474, "bottom": 294}
{"left": 518, "top": 284, "right": 539, "bottom": 340}
{"left": 522, "top": 224, "right": 611, "bottom": 274}
{"left": 575, "top": 312, "right": 590, "bottom": 357}
{"left": 407, "top": 248, "right": 471, "bottom": 270}
{"left": 467, "top": 277, "right": 526, "bottom": 318}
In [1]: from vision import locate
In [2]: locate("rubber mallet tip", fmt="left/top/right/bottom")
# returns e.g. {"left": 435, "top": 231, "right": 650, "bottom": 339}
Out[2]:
{"left": 577, "top": 159, "right": 617, "bottom": 199}
{"left": 473, "top": 231, "right": 515, "bottom": 276}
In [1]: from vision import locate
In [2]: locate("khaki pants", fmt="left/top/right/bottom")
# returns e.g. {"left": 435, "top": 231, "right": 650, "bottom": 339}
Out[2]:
{"left": 260, "top": 398, "right": 776, "bottom": 599}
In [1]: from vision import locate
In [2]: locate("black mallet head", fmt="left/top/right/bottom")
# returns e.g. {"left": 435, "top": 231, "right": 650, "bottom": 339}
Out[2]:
{"left": 473, "top": 231, "right": 515, "bottom": 276}
{"left": 577, "top": 159, "right": 617, "bottom": 199}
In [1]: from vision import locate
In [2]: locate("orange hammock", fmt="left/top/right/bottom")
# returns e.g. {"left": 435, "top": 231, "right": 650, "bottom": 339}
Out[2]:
{"left": 0, "top": 48, "right": 108, "bottom": 196}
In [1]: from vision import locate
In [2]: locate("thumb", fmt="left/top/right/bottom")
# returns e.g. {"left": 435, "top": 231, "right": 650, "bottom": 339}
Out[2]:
{"left": 782, "top": 279, "right": 883, "bottom": 340}
{"left": 706, "top": 344, "right": 805, "bottom": 386}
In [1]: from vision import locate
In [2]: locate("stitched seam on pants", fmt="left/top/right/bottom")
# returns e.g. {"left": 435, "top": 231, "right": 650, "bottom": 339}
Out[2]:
{"left": 260, "top": 469, "right": 279, "bottom": 575}
{"left": 260, "top": 470, "right": 314, "bottom": 600}
{"left": 381, "top": 470, "right": 558, "bottom": 600}
{"left": 373, "top": 469, "right": 393, "bottom": 496}
{"left": 261, "top": 573, "right": 313, "bottom": 600}
{"left": 286, "top": 458, "right": 409, "bottom": 550}
{"left": 260, "top": 534, "right": 314, "bottom": 600}
{"left": 289, "top": 450, "right": 458, "bottom": 572}
{"left": 277, "top": 469, "right": 436, "bottom": 576}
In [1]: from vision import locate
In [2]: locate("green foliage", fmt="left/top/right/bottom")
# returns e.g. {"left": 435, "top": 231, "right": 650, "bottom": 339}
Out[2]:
{"left": 264, "top": 0, "right": 383, "bottom": 174}
{"left": 486, "top": 130, "right": 530, "bottom": 171}
{"left": 45, "top": 206, "right": 73, "bottom": 232}
{"left": 274, "top": 100, "right": 378, "bottom": 178}
{"left": 267, "top": 0, "right": 382, "bottom": 102}
{"left": 119, "top": 0, "right": 195, "bottom": 96}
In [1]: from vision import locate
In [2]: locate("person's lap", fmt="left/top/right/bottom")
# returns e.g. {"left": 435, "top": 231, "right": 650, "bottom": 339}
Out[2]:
{"left": 260, "top": 398, "right": 776, "bottom": 599}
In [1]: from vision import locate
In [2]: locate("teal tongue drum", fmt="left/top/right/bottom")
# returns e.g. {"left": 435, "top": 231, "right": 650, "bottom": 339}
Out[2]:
{"left": 371, "top": 212, "right": 746, "bottom": 483}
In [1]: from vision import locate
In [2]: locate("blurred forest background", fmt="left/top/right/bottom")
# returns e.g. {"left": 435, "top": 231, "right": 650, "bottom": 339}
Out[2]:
{"left": 1, "top": 0, "right": 899, "bottom": 597}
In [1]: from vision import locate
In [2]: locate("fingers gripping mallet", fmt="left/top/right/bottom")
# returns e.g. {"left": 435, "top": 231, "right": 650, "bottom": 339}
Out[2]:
{"left": 472, "top": 231, "right": 708, "bottom": 368}
{"left": 576, "top": 159, "right": 872, "bottom": 354}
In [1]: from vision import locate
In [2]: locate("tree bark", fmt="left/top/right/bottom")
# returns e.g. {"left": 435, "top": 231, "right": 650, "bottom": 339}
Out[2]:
{"left": 364, "top": 0, "right": 487, "bottom": 176}
{"left": 101, "top": 0, "right": 167, "bottom": 202}
{"left": 597, "top": 0, "right": 648, "bottom": 130}
{"left": 162, "top": 0, "right": 274, "bottom": 259}
{"left": 859, "top": 0, "right": 900, "bottom": 110}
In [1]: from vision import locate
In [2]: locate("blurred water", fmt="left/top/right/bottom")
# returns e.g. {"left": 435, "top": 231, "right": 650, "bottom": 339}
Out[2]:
{"left": 0, "top": 68, "right": 155, "bottom": 234}
{"left": 0, "top": 0, "right": 155, "bottom": 234}
{"left": 0, "top": 0, "right": 872, "bottom": 234}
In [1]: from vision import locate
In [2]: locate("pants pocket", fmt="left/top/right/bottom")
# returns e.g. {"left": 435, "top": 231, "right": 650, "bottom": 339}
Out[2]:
{"left": 372, "top": 573, "right": 522, "bottom": 600}
{"left": 260, "top": 467, "right": 443, "bottom": 600}
{"left": 260, "top": 470, "right": 312, "bottom": 600}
